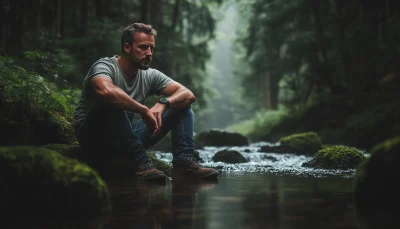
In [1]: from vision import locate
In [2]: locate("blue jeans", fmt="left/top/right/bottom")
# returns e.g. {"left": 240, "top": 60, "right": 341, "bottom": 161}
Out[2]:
{"left": 75, "top": 101, "right": 195, "bottom": 163}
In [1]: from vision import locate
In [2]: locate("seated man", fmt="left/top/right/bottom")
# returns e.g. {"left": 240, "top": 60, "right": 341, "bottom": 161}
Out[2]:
{"left": 73, "top": 23, "right": 218, "bottom": 180}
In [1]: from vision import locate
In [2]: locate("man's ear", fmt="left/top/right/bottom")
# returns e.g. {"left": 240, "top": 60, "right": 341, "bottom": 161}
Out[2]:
{"left": 123, "top": 42, "right": 132, "bottom": 54}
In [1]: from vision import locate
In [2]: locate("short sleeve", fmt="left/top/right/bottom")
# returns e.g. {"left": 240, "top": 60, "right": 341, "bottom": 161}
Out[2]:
{"left": 149, "top": 69, "right": 174, "bottom": 95}
{"left": 84, "top": 60, "right": 114, "bottom": 85}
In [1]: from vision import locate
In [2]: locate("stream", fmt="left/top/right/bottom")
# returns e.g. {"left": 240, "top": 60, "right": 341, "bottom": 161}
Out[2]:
{"left": 102, "top": 142, "right": 372, "bottom": 229}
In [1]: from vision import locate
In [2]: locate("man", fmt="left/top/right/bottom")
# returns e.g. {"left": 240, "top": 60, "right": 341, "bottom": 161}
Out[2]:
{"left": 73, "top": 23, "right": 218, "bottom": 180}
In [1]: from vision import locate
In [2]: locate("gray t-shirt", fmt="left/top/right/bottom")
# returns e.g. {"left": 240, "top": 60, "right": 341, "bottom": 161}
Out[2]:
{"left": 73, "top": 56, "right": 174, "bottom": 128}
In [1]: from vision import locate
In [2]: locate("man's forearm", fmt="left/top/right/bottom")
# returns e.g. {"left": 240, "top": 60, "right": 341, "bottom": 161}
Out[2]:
{"left": 168, "top": 89, "right": 195, "bottom": 109}
{"left": 98, "top": 85, "right": 148, "bottom": 114}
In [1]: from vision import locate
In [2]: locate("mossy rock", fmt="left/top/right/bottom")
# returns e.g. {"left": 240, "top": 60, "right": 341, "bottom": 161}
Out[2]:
{"left": 0, "top": 99, "right": 76, "bottom": 145}
{"left": 0, "top": 146, "right": 111, "bottom": 229}
{"left": 212, "top": 150, "right": 248, "bottom": 163}
{"left": 279, "top": 132, "right": 323, "bottom": 155}
{"left": 369, "top": 136, "right": 400, "bottom": 155}
{"left": 353, "top": 136, "right": 400, "bottom": 227}
{"left": 148, "top": 152, "right": 172, "bottom": 176}
{"left": 39, "top": 144, "right": 173, "bottom": 177}
{"left": 302, "top": 145, "right": 367, "bottom": 169}
{"left": 195, "top": 129, "right": 249, "bottom": 147}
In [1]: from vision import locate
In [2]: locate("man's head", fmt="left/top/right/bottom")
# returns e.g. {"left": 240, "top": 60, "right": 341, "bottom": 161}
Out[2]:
{"left": 121, "top": 23, "right": 157, "bottom": 70}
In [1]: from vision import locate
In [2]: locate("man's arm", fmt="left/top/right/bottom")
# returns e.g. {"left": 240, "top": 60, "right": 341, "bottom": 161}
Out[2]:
{"left": 149, "top": 81, "right": 195, "bottom": 129}
{"left": 91, "top": 76, "right": 159, "bottom": 135}
{"left": 160, "top": 82, "right": 196, "bottom": 109}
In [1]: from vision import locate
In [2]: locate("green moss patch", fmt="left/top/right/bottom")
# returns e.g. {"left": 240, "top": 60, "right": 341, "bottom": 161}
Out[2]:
{"left": 280, "top": 132, "right": 323, "bottom": 154}
{"left": 0, "top": 146, "right": 111, "bottom": 228}
{"left": 303, "top": 145, "right": 367, "bottom": 169}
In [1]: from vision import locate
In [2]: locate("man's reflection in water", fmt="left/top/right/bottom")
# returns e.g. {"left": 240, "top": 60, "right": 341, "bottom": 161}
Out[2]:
{"left": 104, "top": 173, "right": 218, "bottom": 229}
{"left": 164, "top": 171, "right": 218, "bottom": 229}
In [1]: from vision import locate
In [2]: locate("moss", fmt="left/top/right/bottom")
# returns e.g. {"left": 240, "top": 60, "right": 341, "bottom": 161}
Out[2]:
{"left": 303, "top": 145, "right": 367, "bottom": 169}
{"left": 370, "top": 136, "right": 400, "bottom": 155}
{"left": 0, "top": 146, "right": 111, "bottom": 229}
{"left": 0, "top": 98, "right": 76, "bottom": 145}
{"left": 148, "top": 152, "right": 172, "bottom": 176}
{"left": 280, "top": 132, "right": 322, "bottom": 154}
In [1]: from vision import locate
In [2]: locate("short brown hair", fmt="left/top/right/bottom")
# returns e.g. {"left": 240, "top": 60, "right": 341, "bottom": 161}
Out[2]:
{"left": 121, "top": 23, "right": 157, "bottom": 52}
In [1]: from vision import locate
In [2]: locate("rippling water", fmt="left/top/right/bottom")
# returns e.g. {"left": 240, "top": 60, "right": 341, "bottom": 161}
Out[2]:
{"left": 155, "top": 142, "right": 362, "bottom": 178}
{"left": 102, "top": 142, "right": 374, "bottom": 229}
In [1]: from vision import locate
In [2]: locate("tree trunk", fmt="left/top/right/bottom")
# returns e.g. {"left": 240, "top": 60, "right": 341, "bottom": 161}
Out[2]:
{"left": 79, "top": 0, "right": 88, "bottom": 36}
{"left": 269, "top": 73, "right": 279, "bottom": 109}
{"left": 1, "top": 0, "right": 10, "bottom": 54}
{"left": 56, "top": 0, "right": 64, "bottom": 39}
{"left": 36, "top": 0, "right": 43, "bottom": 35}
{"left": 8, "top": 0, "right": 24, "bottom": 54}
{"left": 310, "top": 0, "right": 332, "bottom": 88}
{"left": 140, "top": 0, "right": 148, "bottom": 23}
{"left": 171, "top": 0, "right": 180, "bottom": 30}
{"left": 96, "top": 0, "right": 103, "bottom": 18}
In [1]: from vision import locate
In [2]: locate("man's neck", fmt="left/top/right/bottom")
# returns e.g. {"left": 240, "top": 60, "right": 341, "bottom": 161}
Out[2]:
{"left": 116, "top": 55, "right": 138, "bottom": 78}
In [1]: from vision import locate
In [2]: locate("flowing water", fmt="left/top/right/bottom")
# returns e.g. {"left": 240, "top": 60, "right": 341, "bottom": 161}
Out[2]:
{"left": 102, "top": 142, "right": 370, "bottom": 229}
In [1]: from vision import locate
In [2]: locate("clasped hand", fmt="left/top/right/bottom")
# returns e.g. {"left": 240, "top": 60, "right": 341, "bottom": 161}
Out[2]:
{"left": 141, "top": 103, "right": 167, "bottom": 137}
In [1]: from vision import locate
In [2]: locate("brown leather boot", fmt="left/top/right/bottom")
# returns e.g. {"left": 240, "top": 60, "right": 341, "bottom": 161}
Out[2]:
{"left": 172, "top": 157, "right": 219, "bottom": 178}
{"left": 134, "top": 158, "right": 167, "bottom": 180}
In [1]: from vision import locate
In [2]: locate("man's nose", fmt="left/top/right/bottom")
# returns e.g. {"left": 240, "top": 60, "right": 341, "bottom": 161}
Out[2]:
{"left": 145, "top": 47, "right": 152, "bottom": 55}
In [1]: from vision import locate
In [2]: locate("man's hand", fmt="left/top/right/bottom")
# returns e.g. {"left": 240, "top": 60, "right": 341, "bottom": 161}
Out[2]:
{"left": 149, "top": 102, "right": 168, "bottom": 131}
{"left": 140, "top": 109, "right": 160, "bottom": 137}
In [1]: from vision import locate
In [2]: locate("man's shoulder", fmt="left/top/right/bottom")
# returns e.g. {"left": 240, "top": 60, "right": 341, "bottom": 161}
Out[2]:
{"left": 93, "top": 56, "right": 117, "bottom": 66}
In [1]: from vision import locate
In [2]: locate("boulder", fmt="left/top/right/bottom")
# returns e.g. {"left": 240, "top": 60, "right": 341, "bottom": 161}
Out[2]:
{"left": 195, "top": 129, "right": 249, "bottom": 147}
{"left": 212, "top": 149, "right": 248, "bottom": 163}
{"left": 260, "top": 132, "right": 322, "bottom": 155}
{"left": 40, "top": 143, "right": 172, "bottom": 177}
{"left": 0, "top": 146, "right": 111, "bottom": 229}
{"left": 0, "top": 99, "right": 76, "bottom": 146}
{"left": 302, "top": 145, "right": 367, "bottom": 169}
{"left": 353, "top": 136, "right": 400, "bottom": 228}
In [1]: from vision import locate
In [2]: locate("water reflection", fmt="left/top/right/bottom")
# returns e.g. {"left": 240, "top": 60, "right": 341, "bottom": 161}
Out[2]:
{"left": 104, "top": 176, "right": 218, "bottom": 229}
{"left": 103, "top": 172, "right": 366, "bottom": 229}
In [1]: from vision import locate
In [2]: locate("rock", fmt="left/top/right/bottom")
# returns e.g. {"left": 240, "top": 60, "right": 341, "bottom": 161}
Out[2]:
{"left": 212, "top": 149, "right": 248, "bottom": 163}
{"left": 279, "top": 132, "right": 322, "bottom": 155}
{"left": 147, "top": 152, "right": 172, "bottom": 176}
{"left": 194, "top": 150, "right": 205, "bottom": 163}
{"left": 40, "top": 143, "right": 172, "bottom": 177}
{"left": 0, "top": 146, "right": 111, "bottom": 229}
{"left": 195, "top": 129, "right": 249, "bottom": 147}
{"left": 0, "top": 99, "right": 76, "bottom": 146}
{"left": 369, "top": 136, "right": 400, "bottom": 155}
{"left": 302, "top": 145, "right": 367, "bottom": 169}
{"left": 353, "top": 136, "right": 400, "bottom": 228}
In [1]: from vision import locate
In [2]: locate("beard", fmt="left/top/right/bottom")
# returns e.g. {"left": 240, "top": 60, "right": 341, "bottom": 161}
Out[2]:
{"left": 132, "top": 56, "right": 151, "bottom": 70}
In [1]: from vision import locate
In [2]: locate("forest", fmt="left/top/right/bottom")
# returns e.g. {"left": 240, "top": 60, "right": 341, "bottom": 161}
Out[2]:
{"left": 2, "top": 1, "right": 400, "bottom": 229}
{"left": 1, "top": 0, "right": 400, "bottom": 150}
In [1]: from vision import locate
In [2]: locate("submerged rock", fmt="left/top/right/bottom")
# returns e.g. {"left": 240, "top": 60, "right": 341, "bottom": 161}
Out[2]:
{"left": 195, "top": 129, "right": 249, "bottom": 147}
{"left": 302, "top": 145, "right": 367, "bottom": 169}
{"left": 212, "top": 149, "right": 248, "bottom": 163}
{"left": 0, "top": 146, "right": 111, "bottom": 229}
